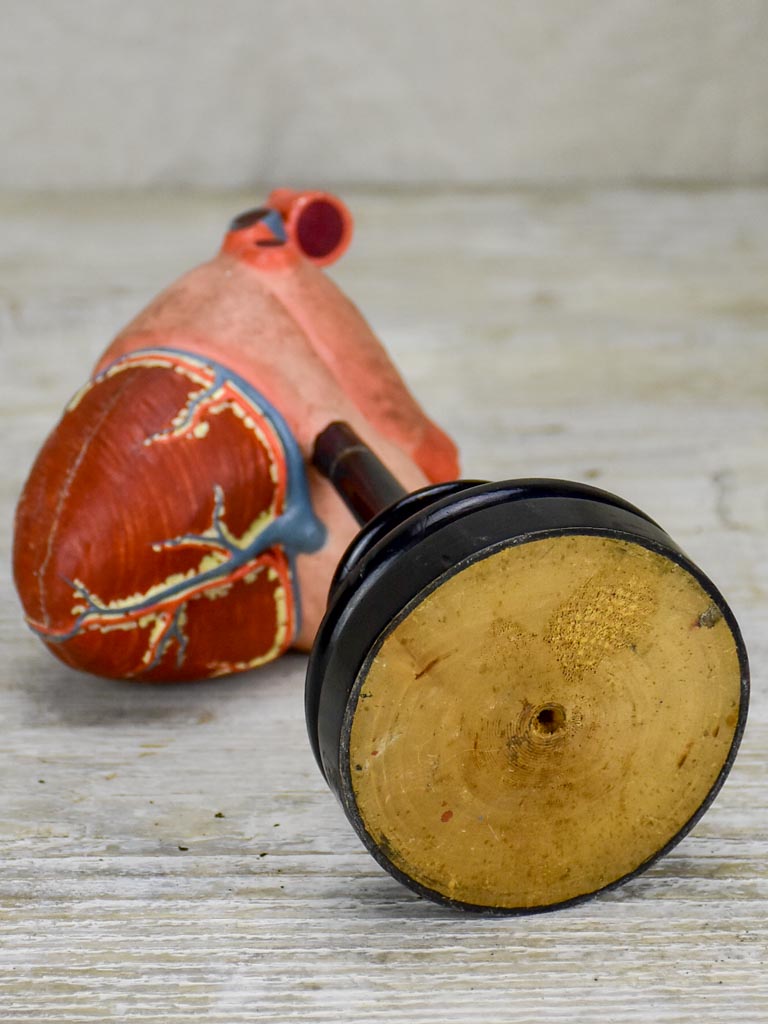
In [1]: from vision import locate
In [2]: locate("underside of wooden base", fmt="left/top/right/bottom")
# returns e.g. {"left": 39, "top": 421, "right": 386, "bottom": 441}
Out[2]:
{"left": 346, "top": 534, "right": 743, "bottom": 911}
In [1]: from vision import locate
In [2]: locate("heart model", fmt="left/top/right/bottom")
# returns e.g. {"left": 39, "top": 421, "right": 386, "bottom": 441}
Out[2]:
{"left": 13, "top": 189, "right": 459, "bottom": 681}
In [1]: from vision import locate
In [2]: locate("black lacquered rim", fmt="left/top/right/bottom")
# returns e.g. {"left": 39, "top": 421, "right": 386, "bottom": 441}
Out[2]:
{"left": 328, "top": 480, "right": 482, "bottom": 594}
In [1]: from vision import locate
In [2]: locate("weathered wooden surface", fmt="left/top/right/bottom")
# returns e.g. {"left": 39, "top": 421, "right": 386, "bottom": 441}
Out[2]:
{"left": 1, "top": 189, "right": 766, "bottom": 1022}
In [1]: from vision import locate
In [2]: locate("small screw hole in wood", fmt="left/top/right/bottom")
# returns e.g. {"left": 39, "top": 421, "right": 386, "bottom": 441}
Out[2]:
{"left": 533, "top": 704, "right": 566, "bottom": 736}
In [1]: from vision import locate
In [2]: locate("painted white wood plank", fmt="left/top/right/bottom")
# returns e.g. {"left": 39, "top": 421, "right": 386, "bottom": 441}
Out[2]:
{"left": 0, "top": 188, "right": 766, "bottom": 1023}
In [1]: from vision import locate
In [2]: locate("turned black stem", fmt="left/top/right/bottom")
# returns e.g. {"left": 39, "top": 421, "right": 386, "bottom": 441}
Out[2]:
{"left": 312, "top": 422, "right": 408, "bottom": 526}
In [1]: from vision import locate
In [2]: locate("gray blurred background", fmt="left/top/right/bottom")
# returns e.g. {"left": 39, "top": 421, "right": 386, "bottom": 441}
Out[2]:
{"left": 3, "top": 0, "right": 768, "bottom": 190}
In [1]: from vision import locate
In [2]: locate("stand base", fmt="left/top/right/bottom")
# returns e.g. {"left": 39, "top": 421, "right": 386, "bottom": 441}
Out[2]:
{"left": 348, "top": 533, "right": 741, "bottom": 911}
{"left": 306, "top": 479, "right": 749, "bottom": 913}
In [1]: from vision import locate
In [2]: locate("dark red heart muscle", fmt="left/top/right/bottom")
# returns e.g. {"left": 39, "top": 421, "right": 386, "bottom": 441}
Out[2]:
{"left": 13, "top": 349, "right": 324, "bottom": 681}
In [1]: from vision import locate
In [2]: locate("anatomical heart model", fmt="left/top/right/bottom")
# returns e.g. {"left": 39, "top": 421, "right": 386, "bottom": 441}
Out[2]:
{"left": 12, "top": 190, "right": 750, "bottom": 912}
{"left": 14, "top": 189, "right": 459, "bottom": 681}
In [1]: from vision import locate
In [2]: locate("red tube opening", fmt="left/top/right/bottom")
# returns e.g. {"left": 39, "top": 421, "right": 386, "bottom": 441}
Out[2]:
{"left": 268, "top": 189, "right": 353, "bottom": 267}
{"left": 296, "top": 199, "right": 345, "bottom": 261}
